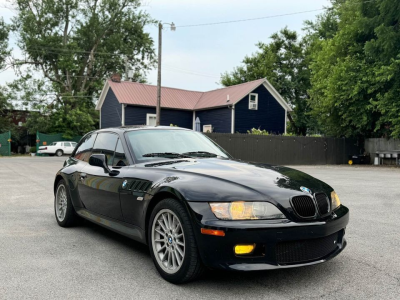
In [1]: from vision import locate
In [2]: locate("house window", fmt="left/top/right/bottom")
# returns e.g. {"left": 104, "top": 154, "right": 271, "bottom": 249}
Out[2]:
{"left": 249, "top": 93, "right": 258, "bottom": 110}
{"left": 146, "top": 114, "right": 157, "bottom": 126}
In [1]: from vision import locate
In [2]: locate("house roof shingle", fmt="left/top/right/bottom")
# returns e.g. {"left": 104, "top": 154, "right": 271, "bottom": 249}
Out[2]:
{"left": 97, "top": 78, "right": 291, "bottom": 111}
{"left": 194, "top": 79, "right": 265, "bottom": 109}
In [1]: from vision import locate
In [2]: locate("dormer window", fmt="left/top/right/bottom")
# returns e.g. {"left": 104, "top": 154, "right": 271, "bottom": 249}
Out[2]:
{"left": 249, "top": 93, "right": 258, "bottom": 110}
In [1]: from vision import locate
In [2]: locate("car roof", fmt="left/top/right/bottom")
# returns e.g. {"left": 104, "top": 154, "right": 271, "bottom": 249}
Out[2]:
{"left": 96, "top": 126, "right": 192, "bottom": 134}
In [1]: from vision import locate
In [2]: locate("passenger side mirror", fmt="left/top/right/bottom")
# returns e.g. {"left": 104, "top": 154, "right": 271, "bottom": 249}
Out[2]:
{"left": 89, "top": 154, "right": 119, "bottom": 176}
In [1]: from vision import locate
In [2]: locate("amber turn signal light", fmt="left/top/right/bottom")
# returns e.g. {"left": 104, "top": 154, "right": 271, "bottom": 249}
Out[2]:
{"left": 234, "top": 244, "right": 256, "bottom": 255}
{"left": 200, "top": 228, "right": 225, "bottom": 237}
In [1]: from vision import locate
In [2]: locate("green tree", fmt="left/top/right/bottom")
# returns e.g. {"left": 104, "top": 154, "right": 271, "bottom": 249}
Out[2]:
{"left": 0, "top": 17, "right": 12, "bottom": 132}
{"left": 0, "top": 17, "right": 10, "bottom": 69}
{"left": 8, "top": 0, "right": 156, "bottom": 137}
{"left": 221, "top": 28, "right": 314, "bottom": 135}
{"left": 0, "top": 86, "right": 16, "bottom": 134}
{"left": 308, "top": 0, "right": 400, "bottom": 138}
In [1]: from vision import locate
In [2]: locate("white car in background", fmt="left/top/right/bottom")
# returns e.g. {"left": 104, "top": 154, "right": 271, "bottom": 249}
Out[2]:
{"left": 38, "top": 141, "right": 77, "bottom": 156}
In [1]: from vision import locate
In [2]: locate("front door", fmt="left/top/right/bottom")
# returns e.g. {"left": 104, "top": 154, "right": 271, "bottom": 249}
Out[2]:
{"left": 78, "top": 132, "right": 124, "bottom": 221}
{"left": 146, "top": 114, "right": 157, "bottom": 126}
{"left": 63, "top": 142, "right": 74, "bottom": 154}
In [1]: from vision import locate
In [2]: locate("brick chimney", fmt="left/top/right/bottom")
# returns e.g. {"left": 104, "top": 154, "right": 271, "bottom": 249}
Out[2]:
{"left": 111, "top": 73, "right": 121, "bottom": 83}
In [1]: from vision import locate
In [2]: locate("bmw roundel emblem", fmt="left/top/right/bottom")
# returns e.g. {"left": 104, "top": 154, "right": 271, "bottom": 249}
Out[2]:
{"left": 122, "top": 180, "right": 128, "bottom": 189}
{"left": 300, "top": 186, "right": 312, "bottom": 194}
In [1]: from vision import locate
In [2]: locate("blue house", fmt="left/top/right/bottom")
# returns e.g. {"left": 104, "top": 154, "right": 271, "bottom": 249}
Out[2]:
{"left": 96, "top": 77, "right": 292, "bottom": 134}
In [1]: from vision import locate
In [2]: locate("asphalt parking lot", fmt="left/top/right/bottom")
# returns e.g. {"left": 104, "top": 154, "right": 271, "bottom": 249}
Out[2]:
{"left": 0, "top": 157, "right": 399, "bottom": 299}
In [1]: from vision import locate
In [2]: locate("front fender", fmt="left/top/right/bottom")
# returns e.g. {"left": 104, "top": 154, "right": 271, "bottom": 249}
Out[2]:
{"left": 54, "top": 164, "right": 83, "bottom": 210}
{"left": 141, "top": 185, "right": 190, "bottom": 235}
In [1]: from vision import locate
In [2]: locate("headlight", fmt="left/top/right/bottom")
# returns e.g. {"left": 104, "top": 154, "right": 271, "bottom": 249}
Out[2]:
{"left": 331, "top": 191, "right": 341, "bottom": 210}
{"left": 209, "top": 201, "right": 285, "bottom": 220}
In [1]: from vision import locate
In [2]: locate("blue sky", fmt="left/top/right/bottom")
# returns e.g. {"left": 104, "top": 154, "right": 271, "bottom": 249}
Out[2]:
{"left": 0, "top": 0, "right": 331, "bottom": 92}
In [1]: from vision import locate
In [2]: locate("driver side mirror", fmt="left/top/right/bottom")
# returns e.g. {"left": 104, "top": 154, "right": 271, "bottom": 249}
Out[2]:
{"left": 89, "top": 154, "right": 119, "bottom": 176}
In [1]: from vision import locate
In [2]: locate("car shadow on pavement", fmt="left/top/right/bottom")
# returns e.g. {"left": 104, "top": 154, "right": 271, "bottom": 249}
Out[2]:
{"left": 78, "top": 218, "right": 343, "bottom": 293}
{"left": 81, "top": 219, "right": 151, "bottom": 255}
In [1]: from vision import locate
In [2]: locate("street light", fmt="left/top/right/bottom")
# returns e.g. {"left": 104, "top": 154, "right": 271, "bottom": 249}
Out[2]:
{"left": 156, "top": 22, "right": 175, "bottom": 126}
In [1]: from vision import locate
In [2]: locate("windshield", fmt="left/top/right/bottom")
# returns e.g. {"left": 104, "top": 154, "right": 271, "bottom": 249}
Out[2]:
{"left": 125, "top": 129, "right": 230, "bottom": 163}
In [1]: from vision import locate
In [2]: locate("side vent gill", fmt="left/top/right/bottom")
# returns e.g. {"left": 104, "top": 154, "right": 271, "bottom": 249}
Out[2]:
{"left": 129, "top": 180, "right": 152, "bottom": 193}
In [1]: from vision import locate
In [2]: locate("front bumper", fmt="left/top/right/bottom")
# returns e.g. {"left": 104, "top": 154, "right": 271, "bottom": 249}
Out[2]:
{"left": 187, "top": 202, "right": 349, "bottom": 271}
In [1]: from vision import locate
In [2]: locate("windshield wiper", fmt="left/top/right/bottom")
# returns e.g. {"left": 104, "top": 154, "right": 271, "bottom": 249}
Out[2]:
{"left": 142, "top": 152, "right": 191, "bottom": 159}
{"left": 182, "top": 151, "right": 218, "bottom": 157}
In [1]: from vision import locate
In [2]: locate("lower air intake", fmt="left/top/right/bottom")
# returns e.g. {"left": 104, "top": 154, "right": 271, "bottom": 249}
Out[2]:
{"left": 276, "top": 232, "right": 340, "bottom": 264}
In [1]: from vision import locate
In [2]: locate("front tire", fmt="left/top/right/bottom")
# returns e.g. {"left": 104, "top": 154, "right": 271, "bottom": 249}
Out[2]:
{"left": 54, "top": 179, "right": 79, "bottom": 227}
{"left": 56, "top": 149, "right": 63, "bottom": 157}
{"left": 148, "top": 198, "right": 204, "bottom": 284}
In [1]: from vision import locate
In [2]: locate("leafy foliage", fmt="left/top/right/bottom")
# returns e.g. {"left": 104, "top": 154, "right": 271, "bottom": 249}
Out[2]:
{"left": 0, "top": 86, "right": 16, "bottom": 134}
{"left": 221, "top": 28, "right": 315, "bottom": 136}
{"left": 7, "top": 0, "right": 156, "bottom": 136}
{"left": 0, "top": 17, "right": 10, "bottom": 70}
{"left": 247, "top": 128, "right": 269, "bottom": 135}
{"left": 308, "top": 0, "right": 400, "bottom": 138}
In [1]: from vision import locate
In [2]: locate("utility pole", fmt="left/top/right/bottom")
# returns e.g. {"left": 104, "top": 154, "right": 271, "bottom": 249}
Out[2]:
{"left": 156, "top": 22, "right": 162, "bottom": 126}
{"left": 125, "top": 57, "right": 129, "bottom": 81}
{"left": 156, "top": 22, "right": 175, "bottom": 127}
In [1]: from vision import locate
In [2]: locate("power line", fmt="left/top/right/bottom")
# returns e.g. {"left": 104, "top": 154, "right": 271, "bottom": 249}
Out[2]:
{"left": 176, "top": 8, "right": 326, "bottom": 28}
{"left": 163, "top": 64, "right": 219, "bottom": 77}
{"left": 176, "top": 0, "right": 377, "bottom": 28}
{"left": 24, "top": 47, "right": 122, "bottom": 57}
{"left": 17, "top": 47, "right": 219, "bottom": 78}
{"left": 163, "top": 67, "right": 219, "bottom": 79}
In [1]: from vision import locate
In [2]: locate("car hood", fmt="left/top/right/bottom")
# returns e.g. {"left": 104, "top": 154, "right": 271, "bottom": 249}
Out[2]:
{"left": 164, "top": 158, "right": 333, "bottom": 200}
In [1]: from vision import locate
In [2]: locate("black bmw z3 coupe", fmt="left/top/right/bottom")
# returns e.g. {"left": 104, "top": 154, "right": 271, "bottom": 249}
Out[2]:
{"left": 54, "top": 126, "right": 349, "bottom": 283}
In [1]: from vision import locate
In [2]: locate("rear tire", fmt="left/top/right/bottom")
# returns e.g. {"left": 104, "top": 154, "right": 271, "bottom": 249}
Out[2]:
{"left": 54, "top": 179, "right": 79, "bottom": 227}
{"left": 56, "top": 149, "right": 63, "bottom": 157}
{"left": 148, "top": 198, "right": 204, "bottom": 284}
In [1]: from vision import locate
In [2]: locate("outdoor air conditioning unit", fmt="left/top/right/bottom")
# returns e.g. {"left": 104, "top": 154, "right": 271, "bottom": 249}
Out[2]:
{"left": 249, "top": 103, "right": 258, "bottom": 110}
{"left": 203, "top": 125, "right": 213, "bottom": 133}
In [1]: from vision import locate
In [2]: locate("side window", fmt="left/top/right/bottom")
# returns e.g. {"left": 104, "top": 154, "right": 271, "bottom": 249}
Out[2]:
{"left": 92, "top": 133, "right": 119, "bottom": 165}
{"left": 74, "top": 133, "right": 97, "bottom": 162}
{"left": 59, "top": 142, "right": 64, "bottom": 147}
{"left": 113, "top": 139, "right": 128, "bottom": 167}
{"left": 64, "top": 142, "right": 71, "bottom": 147}
{"left": 249, "top": 93, "right": 258, "bottom": 110}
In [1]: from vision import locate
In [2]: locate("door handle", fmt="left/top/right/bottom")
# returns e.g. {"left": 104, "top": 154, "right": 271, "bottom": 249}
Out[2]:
{"left": 80, "top": 173, "right": 87, "bottom": 180}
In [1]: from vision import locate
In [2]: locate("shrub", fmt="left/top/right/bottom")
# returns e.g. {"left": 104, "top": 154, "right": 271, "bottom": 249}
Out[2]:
{"left": 30, "top": 146, "right": 37, "bottom": 153}
{"left": 247, "top": 128, "right": 269, "bottom": 135}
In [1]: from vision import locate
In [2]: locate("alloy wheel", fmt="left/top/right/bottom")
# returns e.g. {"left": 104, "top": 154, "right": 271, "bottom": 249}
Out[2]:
{"left": 151, "top": 209, "right": 185, "bottom": 274}
{"left": 56, "top": 184, "right": 68, "bottom": 222}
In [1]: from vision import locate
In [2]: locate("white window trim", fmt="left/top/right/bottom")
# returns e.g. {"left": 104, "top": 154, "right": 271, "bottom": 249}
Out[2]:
{"left": 146, "top": 113, "right": 157, "bottom": 125}
{"left": 284, "top": 109, "right": 287, "bottom": 134}
{"left": 121, "top": 104, "right": 125, "bottom": 126}
{"left": 249, "top": 93, "right": 258, "bottom": 110}
{"left": 231, "top": 104, "right": 235, "bottom": 133}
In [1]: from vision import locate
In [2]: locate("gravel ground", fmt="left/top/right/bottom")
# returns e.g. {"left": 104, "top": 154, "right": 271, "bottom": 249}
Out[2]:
{"left": 0, "top": 156, "right": 399, "bottom": 299}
